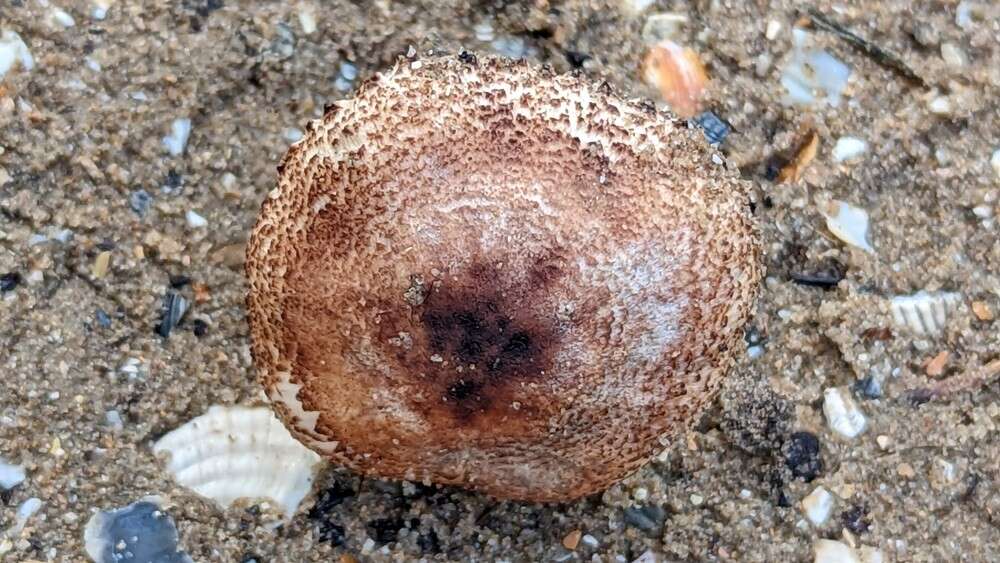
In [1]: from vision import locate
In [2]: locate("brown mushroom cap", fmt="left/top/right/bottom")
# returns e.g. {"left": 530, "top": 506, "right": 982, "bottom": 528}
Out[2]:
{"left": 246, "top": 55, "right": 761, "bottom": 502}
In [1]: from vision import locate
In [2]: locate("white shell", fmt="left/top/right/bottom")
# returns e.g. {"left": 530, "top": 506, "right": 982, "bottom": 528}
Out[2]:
{"left": 832, "top": 137, "right": 868, "bottom": 162}
{"left": 823, "top": 387, "right": 867, "bottom": 439}
{"left": 820, "top": 200, "right": 874, "bottom": 253}
{"left": 802, "top": 486, "right": 834, "bottom": 526}
{"left": 153, "top": 405, "right": 323, "bottom": 519}
{"left": 889, "top": 290, "right": 962, "bottom": 336}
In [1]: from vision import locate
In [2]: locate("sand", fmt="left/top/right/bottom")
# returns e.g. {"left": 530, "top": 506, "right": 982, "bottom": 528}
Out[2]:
{"left": 1, "top": 1, "right": 998, "bottom": 561}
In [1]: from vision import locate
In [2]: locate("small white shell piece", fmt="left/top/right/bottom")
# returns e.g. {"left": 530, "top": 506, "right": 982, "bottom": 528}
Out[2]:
{"left": 820, "top": 200, "right": 873, "bottom": 252}
{"left": 889, "top": 291, "right": 962, "bottom": 336}
{"left": 153, "top": 405, "right": 323, "bottom": 519}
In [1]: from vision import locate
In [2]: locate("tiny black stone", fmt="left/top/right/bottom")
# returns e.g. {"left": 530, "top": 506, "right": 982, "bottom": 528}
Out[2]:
{"left": 192, "top": 319, "right": 209, "bottom": 337}
{"left": 165, "top": 169, "right": 183, "bottom": 189}
{"left": 169, "top": 274, "right": 192, "bottom": 288}
{"left": 367, "top": 517, "right": 404, "bottom": 544}
{"left": 692, "top": 111, "right": 732, "bottom": 145}
{"left": 96, "top": 239, "right": 116, "bottom": 251}
{"left": 564, "top": 50, "right": 591, "bottom": 68}
{"left": 129, "top": 190, "right": 153, "bottom": 217}
{"left": 784, "top": 431, "right": 824, "bottom": 482}
{"left": 417, "top": 529, "right": 441, "bottom": 554}
{"left": 1, "top": 272, "right": 22, "bottom": 292}
{"left": 240, "top": 553, "right": 262, "bottom": 563}
{"left": 841, "top": 504, "right": 870, "bottom": 534}
{"left": 852, "top": 375, "right": 882, "bottom": 399}
{"left": 315, "top": 521, "right": 345, "bottom": 546}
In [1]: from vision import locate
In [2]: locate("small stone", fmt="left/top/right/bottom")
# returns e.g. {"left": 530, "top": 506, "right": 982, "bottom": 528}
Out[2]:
{"left": 814, "top": 539, "right": 861, "bottom": 563}
{"left": 562, "top": 530, "right": 582, "bottom": 550}
{"left": 928, "top": 96, "right": 951, "bottom": 115}
{"left": 832, "top": 137, "right": 868, "bottom": 162}
{"left": 802, "top": 486, "right": 834, "bottom": 526}
{"left": 51, "top": 8, "right": 76, "bottom": 28}
{"left": 298, "top": 8, "right": 317, "bottom": 34}
{"left": 186, "top": 210, "right": 208, "bottom": 228}
{"left": 692, "top": 111, "right": 731, "bottom": 145}
{"left": 1, "top": 272, "right": 21, "bottom": 292}
{"left": 991, "top": 149, "right": 1000, "bottom": 178}
{"left": 819, "top": 199, "right": 874, "bottom": 253}
{"left": 765, "top": 20, "right": 782, "bottom": 40}
{"left": 0, "top": 30, "right": 35, "bottom": 79}
{"left": 823, "top": 388, "right": 867, "bottom": 439}
{"left": 896, "top": 462, "right": 916, "bottom": 479}
{"left": 971, "top": 301, "right": 993, "bottom": 321}
{"left": 690, "top": 494, "right": 704, "bottom": 506}
{"left": 162, "top": 118, "right": 192, "bottom": 156}
{"left": 156, "top": 292, "right": 189, "bottom": 338}
{"left": 924, "top": 351, "right": 949, "bottom": 377}
{"left": 92, "top": 251, "right": 112, "bottom": 279}
{"left": 83, "top": 501, "right": 192, "bottom": 563}
{"left": 283, "top": 128, "right": 304, "bottom": 143}
{"left": 361, "top": 538, "right": 376, "bottom": 555}
{"left": 581, "top": 534, "right": 599, "bottom": 548}
{"left": 0, "top": 457, "right": 26, "bottom": 489}
{"left": 940, "top": 42, "right": 967, "bottom": 66}
{"left": 785, "top": 431, "right": 824, "bottom": 481}
{"left": 876, "top": 435, "right": 891, "bottom": 450}
{"left": 930, "top": 458, "right": 957, "bottom": 487}
{"left": 129, "top": 190, "right": 153, "bottom": 217}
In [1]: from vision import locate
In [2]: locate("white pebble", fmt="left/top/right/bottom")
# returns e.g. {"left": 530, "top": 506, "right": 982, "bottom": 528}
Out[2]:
{"left": 186, "top": 210, "right": 207, "bottom": 228}
{"left": 105, "top": 410, "right": 124, "bottom": 431}
{"left": 823, "top": 388, "right": 867, "bottom": 439}
{"left": 781, "top": 30, "right": 850, "bottom": 107}
{"left": 0, "top": 30, "right": 35, "bottom": 79}
{"left": 85, "top": 57, "right": 101, "bottom": 72}
{"left": 928, "top": 96, "right": 951, "bottom": 115}
{"left": 0, "top": 458, "right": 26, "bottom": 489}
{"left": 801, "top": 486, "right": 834, "bottom": 526}
{"left": 814, "top": 539, "right": 861, "bottom": 563}
{"left": 297, "top": 8, "right": 317, "bottom": 35}
{"left": 690, "top": 493, "right": 704, "bottom": 506}
{"left": 820, "top": 199, "right": 874, "bottom": 253}
{"left": 581, "top": 534, "right": 599, "bottom": 548}
{"left": 972, "top": 205, "right": 992, "bottom": 218}
{"left": 9, "top": 498, "right": 43, "bottom": 537}
{"left": 632, "top": 486, "right": 648, "bottom": 501}
{"left": 91, "top": 0, "right": 110, "bottom": 20}
{"left": 765, "top": 20, "right": 782, "bottom": 40}
{"left": 339, "top": 62, "right": 357, "bottom": 81}
{"left": 361, "top": 538, "right": 376, "bottom": 555}
{"left": 747, "top": 345, "right": 764, "bottom": 359}
{"left": 162, "top": 118, "right": 192, "bottom": 156}
{"left": 52, "top": 7, "right": 76, "bottom": 28}
{"left": 739, "top": 489, "right": 752, "bottom": 499}
{"left": 832, "top": 137, "right": 868, "bottom": 162}
{"left": 940, "top": 42, "right": 967, "bottom": 66}
{"left": 991, "top": 148, "right": 1000, "bottom": 178}
{"left": 283, "top": 128, "right": 304, "bottom": 143}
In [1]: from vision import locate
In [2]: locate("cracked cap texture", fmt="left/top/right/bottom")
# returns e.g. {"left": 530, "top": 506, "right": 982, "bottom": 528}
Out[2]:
{"left": 246, "top": 55, "right": 762, "bottom": 502}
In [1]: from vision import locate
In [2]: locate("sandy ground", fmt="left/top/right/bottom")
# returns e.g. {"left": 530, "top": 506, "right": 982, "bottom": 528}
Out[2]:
{"left": 1, "top": 1, "right": 998, "bottom": 561}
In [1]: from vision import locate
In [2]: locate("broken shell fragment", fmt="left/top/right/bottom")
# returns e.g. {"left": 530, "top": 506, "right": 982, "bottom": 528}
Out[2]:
{"left": 889, "top": 291, "right": 962, "bottom": 337}
{"left": 642, "top": 40, "right": 709, "bottom": 118}
{"left": 246, "top": 55, "right": 762, "bottom": 501}
{"left": 84, "top": 499, "right": 193, "bottom": 563}
{"left": 152, "top": 405, "right": 322, "bottom": 518}
{"left": 819, "top": 199, "right": 874, "bottom": 253}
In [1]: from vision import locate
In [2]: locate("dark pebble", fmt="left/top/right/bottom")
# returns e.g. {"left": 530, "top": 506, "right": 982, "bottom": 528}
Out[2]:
{"left": 165, "top": 169, "right": 183, "bottom": 190}
{"left": 565, "top": 50, "right": 591, "bottom": 68}
{"left": 841, "top": 504, "right": 870, "bottom": 534}
{"left": 623, "top": 505, "right": 665, "bottom": 534}
{"left": 1, "top": 272, "right": 21, "bottom": 292}
{"left": 169, "top": 274, "right": 192, "bottom": 288}
{"left": 129, "top": 190, "right": 153, "bottom": 217}
{"left": 192, "top": 319, "right": 209, "bottom": 337}
{"left": 692, "top": 111, "right": 732, "bottom": 145}
{"left": 95, "top": 308, "right": 112, "bottom": 328}
{"left": 155, "top": 292, "right": 189, "bottom": 338}
{"left": 367, "top": 516, "right": 404, "bottom": 544}
{"left": 784, "top": 431, "right": 824, "bottom": 482}
{"left": 852, "top": 375, "right": 883, "bottom": 399}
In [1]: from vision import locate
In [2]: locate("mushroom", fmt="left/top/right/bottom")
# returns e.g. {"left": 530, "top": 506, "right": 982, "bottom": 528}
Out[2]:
{"left": 246, "top": 54, "right": 761, "bottom": 502}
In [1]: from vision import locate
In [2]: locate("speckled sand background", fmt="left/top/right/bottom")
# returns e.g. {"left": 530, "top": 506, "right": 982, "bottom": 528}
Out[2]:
{"left": 1, "top": 1, "right": 999, "bottom": 562}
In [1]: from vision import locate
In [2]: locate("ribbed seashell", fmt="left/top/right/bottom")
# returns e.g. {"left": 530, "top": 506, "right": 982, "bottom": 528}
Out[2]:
{"left": 152, "top": 406, "right": 322, "bottom": 518}
{"left": 889, "top": 291, "right": 962, "bottom": 336}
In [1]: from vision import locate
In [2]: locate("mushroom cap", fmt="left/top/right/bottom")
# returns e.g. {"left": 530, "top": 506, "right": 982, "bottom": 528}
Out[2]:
{"left": 246, "top": 55, "right": 761, "bottom": 502}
